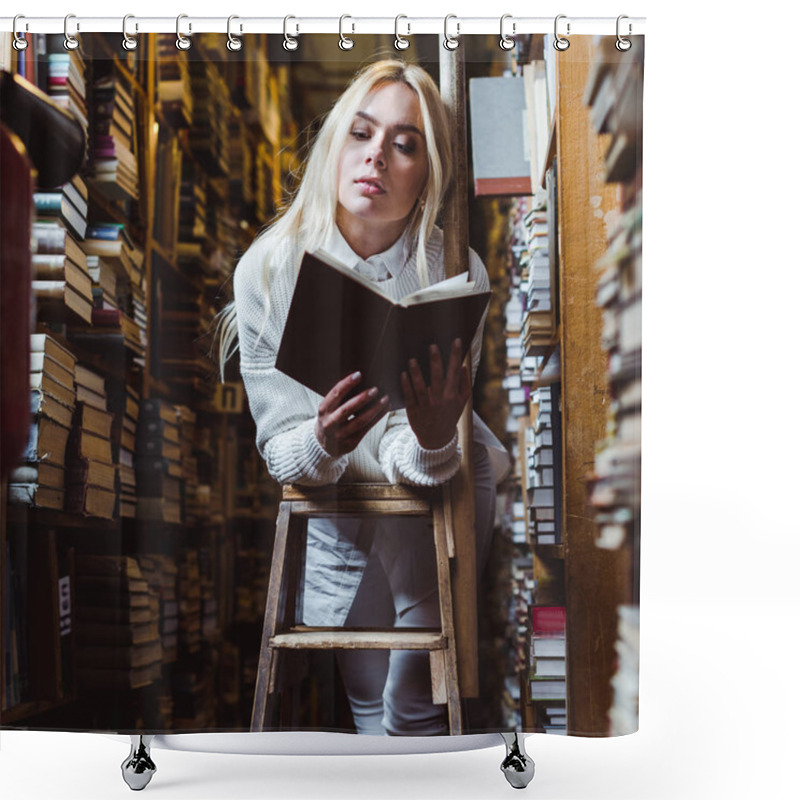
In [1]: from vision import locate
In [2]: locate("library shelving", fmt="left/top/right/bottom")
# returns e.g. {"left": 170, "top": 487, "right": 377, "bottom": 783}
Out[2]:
{"left": 1, "top": 32, "right": 291, "bottom": 730}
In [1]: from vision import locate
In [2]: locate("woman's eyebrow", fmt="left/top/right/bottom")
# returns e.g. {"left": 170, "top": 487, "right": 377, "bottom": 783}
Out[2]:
{"left": 355, "top": 111, "right": 423, "bottom": 137}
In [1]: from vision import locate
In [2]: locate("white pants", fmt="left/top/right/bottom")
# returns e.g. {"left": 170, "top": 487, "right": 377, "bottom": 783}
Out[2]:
{"left": 324, "top": 444, "right": 497, "bottom": 736}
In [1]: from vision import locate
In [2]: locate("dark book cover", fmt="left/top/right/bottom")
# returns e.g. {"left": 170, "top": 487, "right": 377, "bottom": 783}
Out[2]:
{"left": 276, "top": 250, "right": 490, "bottom": 410}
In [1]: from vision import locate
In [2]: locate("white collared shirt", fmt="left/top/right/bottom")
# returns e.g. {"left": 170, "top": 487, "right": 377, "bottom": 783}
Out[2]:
{"left": 322, "top": 223, "right": 413, "bottom": 282}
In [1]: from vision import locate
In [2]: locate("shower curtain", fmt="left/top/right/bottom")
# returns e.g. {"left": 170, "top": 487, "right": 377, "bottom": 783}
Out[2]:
{"left": 0, "top": 26, "right": 642, "bottom": 742}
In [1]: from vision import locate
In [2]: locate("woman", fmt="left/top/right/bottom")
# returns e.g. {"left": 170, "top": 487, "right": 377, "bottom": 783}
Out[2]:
{"left": 218, "top": 59, "right": 509, "bottom": 736}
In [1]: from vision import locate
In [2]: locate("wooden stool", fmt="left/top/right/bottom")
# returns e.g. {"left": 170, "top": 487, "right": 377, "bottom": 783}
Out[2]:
{"left": 251, "top": 482, "right": 462, "bottom": 734}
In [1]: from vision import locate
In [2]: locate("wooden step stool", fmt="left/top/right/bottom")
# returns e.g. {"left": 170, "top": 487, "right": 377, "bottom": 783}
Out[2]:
{"left": 251, "top": 482, "right": 462, "bottom": 734}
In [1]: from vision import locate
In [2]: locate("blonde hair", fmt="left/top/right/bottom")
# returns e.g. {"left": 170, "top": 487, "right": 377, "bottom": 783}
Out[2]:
{"left": 216, "top": 58, "right": 454, "bottom": 377}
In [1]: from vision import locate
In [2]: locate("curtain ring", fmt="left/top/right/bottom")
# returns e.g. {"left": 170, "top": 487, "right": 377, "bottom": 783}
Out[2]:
{"left": 616, "top": 15, "right": 632, "bottom": 51}
{"left": 283, "top": 15, "right": 298, "bottom": 51}
{"left": 227, "top": 15, "right": 242, "bottom": 51}
{"left": 12, "top": 15, "right": 28, "bottom": 51}
{"left": 176, "top": 14, "right": 192, "bottom": 50}
{"left": 443, "top": 14, "right": 459, "bottom": 51}
{"left": 394, "top": 15, "right": 410, "bottom": 50}
{"left": 553, "top": 14, "right": 570, "bottom": 51}
{"left": 64, "top": 14, "right": 80, "bottom": 51}
{"left": 339, "top": 15, "right": 355, "bottom": 50}
{"left": 499, "top": 14, "right": 515, "bottom": 51}
{"left": 122, "top": 14, "right": 138, "bottom": 51}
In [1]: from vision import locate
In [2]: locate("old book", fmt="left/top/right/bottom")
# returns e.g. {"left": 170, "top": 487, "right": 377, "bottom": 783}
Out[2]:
{"left": 76, "top": 661, "right": 161, "bottom": 690}
{"left": 7, "top": 483, "right": 64, "bottom": 509}
{"left": 65, "top": 484, "right": 116, "bottom": 518}
{"left": 76, "top": 555, "right": 143, "bottom": 579}
{"left": 74, "top": 401, "right": 113, "bottom": 439}
{"left": 30, "top": 370, "right": 76, "bottom": 406}
{"left": 29, "top": 351, "right": 74, "bottom": 390}
{"left": 77, "top": 640, "right": 162, "bottom": 669}
{"left": 8, "top": 461, "right": 65, "bottom": 490}
{"left": 30, "top": 333, "right": 77, "bottom": 372}
{"left": 74, "top": 364, "right": 106, "bottom": 396}
{"left": 25, "top": 417, "right": 71, "bottom": 465}
{"left": 69, "top": 428, "right": 112, "bottom": 464}
{"left": 67, "top": 457, "right": 116, "bottom": 492}
{"left": 276, "top": 250, "right": 490, "bottom": 410}
{"left": 30, "top": 389, "right": 73, "bottom": 428}
{"left": 75, "top": 621, "right": 159, "bottom": 646}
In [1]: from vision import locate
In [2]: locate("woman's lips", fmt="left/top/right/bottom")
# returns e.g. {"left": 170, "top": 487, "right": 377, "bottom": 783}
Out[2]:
{"left": 356, "top": 179, "right": 386, "bottom": 195}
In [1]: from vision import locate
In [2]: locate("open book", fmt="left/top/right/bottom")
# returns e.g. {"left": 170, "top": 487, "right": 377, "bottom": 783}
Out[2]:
{"left": 276, "top": 249, "right": 491, "bottom": 410}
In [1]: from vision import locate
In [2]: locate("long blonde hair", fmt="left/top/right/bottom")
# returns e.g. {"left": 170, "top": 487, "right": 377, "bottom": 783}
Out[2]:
{"left": 216, "top": 58, "right": 454, "bottom": 377}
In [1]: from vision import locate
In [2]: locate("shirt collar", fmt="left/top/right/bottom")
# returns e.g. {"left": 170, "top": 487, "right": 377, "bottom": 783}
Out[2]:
{"left": 322, "top": 223, "right": 413, "bottom": 280}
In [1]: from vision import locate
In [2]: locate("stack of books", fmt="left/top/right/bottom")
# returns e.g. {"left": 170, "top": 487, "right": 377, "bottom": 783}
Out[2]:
{"left": 33, "top": 175, "right": 88, "bottom": 241}
{"left": 254, "top": 140, "right": 273, "bottom": 224}
{"left": 8, "top": 335, "right": 77, "bottom": 510}
{"left": 177, "top": 171, "right": 209, "bottom": 269}
{"left": 83, "top": 222, "right": 144, "bottom": 289}
{"left": 32, "top": 218, "right": 92, "bottom": 323}
{"left": 178, "top": 550, "right": 202, "bottom": 654}
{"left": 117, "top": 385, "right": 139, "bottom": 518}
{"left": 138, "top": 555, "right": 179, "bottom": 664}
{"left": 175, "top": 406, "right": 200, "bottom": 524}
{"left": 195, "top": 423, "right": 225, "bottom": 525}
{"left": 525, "top": 385, "right": 562, "bottom": 546}
{"left": 45, "top": 38, "right": 88, "bottom": 159}
{"left": 65, "top": 366, "right": 116, "bottom": 518}
{"left": 583, "top": 36, "right": 645, "bottom": 183}
{"left": 187, "top": 60, "right": 230, "bottom": 177}
{"left": 89, "top": 72, "right": 139, "bottom": 201}
{"left": 74, "top": 555, "right": 163, "bottom": 691}
{"left": 136, "top": 398, "right": 182, "bottom": 523}
{"left": 528, "top": 606, "right": 566, "bottom": 712}
{"left": 86, "top": 253, "right": 118, "bottom": 311}
{"left": 521, "top": 194, "right": 557, "bottom": 355}
{"left": 156, "top": 34, "right": 193, "bottom": 128}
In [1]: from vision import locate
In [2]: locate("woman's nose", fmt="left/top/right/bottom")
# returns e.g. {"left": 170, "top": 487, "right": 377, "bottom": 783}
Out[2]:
{"left": 366, "top": 144, "right": 385, "bottom": 168}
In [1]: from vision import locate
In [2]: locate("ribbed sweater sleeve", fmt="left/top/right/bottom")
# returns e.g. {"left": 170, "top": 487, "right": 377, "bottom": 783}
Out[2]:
{"left": 234, "top": 237, "right": 349, "bottom": 486}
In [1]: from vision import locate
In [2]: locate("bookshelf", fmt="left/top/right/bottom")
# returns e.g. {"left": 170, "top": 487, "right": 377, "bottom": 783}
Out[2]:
{"left": 0, "top": 32, "right": 290, "bottom": 730}
{"left": 487, "top": 34, "right": 642, "bottom": 736}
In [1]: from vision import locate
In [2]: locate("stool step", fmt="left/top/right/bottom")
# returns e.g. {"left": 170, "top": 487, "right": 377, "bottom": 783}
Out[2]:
{"left": 269, "top": 627, "right": 446, "bottom": 651}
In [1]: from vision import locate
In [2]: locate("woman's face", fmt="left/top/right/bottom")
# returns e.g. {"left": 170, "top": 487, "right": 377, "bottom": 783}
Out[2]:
{"left": 336, "top": 82, "right": 429, "bottom": 237}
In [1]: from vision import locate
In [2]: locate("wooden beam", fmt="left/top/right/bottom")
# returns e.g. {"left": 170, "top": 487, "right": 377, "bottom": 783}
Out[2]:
{"left": 440, "top": 42, "right": 479, "bottom": 699}
{"left": 555, "top": 36, "right": 630, "bottom": 735}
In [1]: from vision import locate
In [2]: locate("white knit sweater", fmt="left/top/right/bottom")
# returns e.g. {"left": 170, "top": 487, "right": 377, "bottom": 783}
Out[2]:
{"left": 234, "top": 223, "right": 490, "bottom": 487}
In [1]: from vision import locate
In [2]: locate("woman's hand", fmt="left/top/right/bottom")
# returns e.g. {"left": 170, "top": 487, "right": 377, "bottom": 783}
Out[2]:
{"left": 401, "top": 339, "right": 471, "bottom": 450}
{"left": 315, "top": 372, "right": 390, "bottom": 457}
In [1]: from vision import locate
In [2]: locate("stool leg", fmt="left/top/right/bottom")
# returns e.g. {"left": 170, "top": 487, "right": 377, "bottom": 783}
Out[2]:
{"left": 432, "top": 500, "right": 462, "bottom": 734}
{"left": 251, "top": 502, "right": 291, "bottom": 731}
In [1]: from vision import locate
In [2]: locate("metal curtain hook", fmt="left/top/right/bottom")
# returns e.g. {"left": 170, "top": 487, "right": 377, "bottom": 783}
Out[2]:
{"left": 499, "top": 14, "right": 515, "bottom": 51}
{"left": 339, "top": 15, "right": 354, "bottom": 50}
{"left": 122, "top": 14, "right": 138, "bottom": 51}
{"left": 176, "top": 14, "right": 192, "bottom": 50}
{"left": 394, "top": 15, "right": 410, "bottom": 50}
{"left": 554, "top": 14, "right": 570, "bottom": 51}
{"left": 283, "top": 15, "right": 298, "bottom": 51}
{"left": 616, "top": 15, "right": 632, "bottom": 51}
{"left": 12, "top": 15, "right": 28, "bottom": 51}
{"left": 443, "top": 14, "right": 459, "bottom": 51}
{"left": 64, "top": 14, "right": 80, "bottom": 50}
{"left": 227, "top": 15, "right": 242, "bottom": 51}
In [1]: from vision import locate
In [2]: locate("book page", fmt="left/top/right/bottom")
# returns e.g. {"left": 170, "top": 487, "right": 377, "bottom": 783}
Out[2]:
{"left": 400, "top": 272, "right": 475, "bottom": 306}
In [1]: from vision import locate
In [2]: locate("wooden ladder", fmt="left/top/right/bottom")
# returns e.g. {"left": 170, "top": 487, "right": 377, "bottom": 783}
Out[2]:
{"left": 250, "top": 482, "right": 463, "bottom": 734}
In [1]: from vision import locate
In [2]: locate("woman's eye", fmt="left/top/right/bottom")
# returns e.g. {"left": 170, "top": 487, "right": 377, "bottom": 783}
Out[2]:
{"left": 394, "top": 141, "right": 414, "bottom": 154}
{"left": 350, "top": 129, "right": 370, "bottom": 140}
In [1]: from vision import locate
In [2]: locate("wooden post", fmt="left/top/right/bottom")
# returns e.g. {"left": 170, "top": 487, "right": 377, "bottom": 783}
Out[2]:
{"left": 555, "top": 36, "right": 629, "bottom": 734}
{"left": 440, "top": 43, "right": 479, "bottom": 699}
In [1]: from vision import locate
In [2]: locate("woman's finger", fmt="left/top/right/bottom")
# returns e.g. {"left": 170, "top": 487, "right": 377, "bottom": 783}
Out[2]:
{"left": 445, "top": 339, "right": 463, "bottom": 390}
{"left": 341, "top": 394, "right": 390, "bottom": 440}
{"left": 408, "top": 358, "right": 428, "bottom": 405}
{"left": 328, "top": 385, "right": 379, "bottom": 426}
{"left": 321, "top": 371, "right": 362, "bottom": 415}
{"left": 428, "top": 344, "right": 444, "bottom": 398}
{"left": 401, "top": 371, "right": 416, "bottom": 407}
